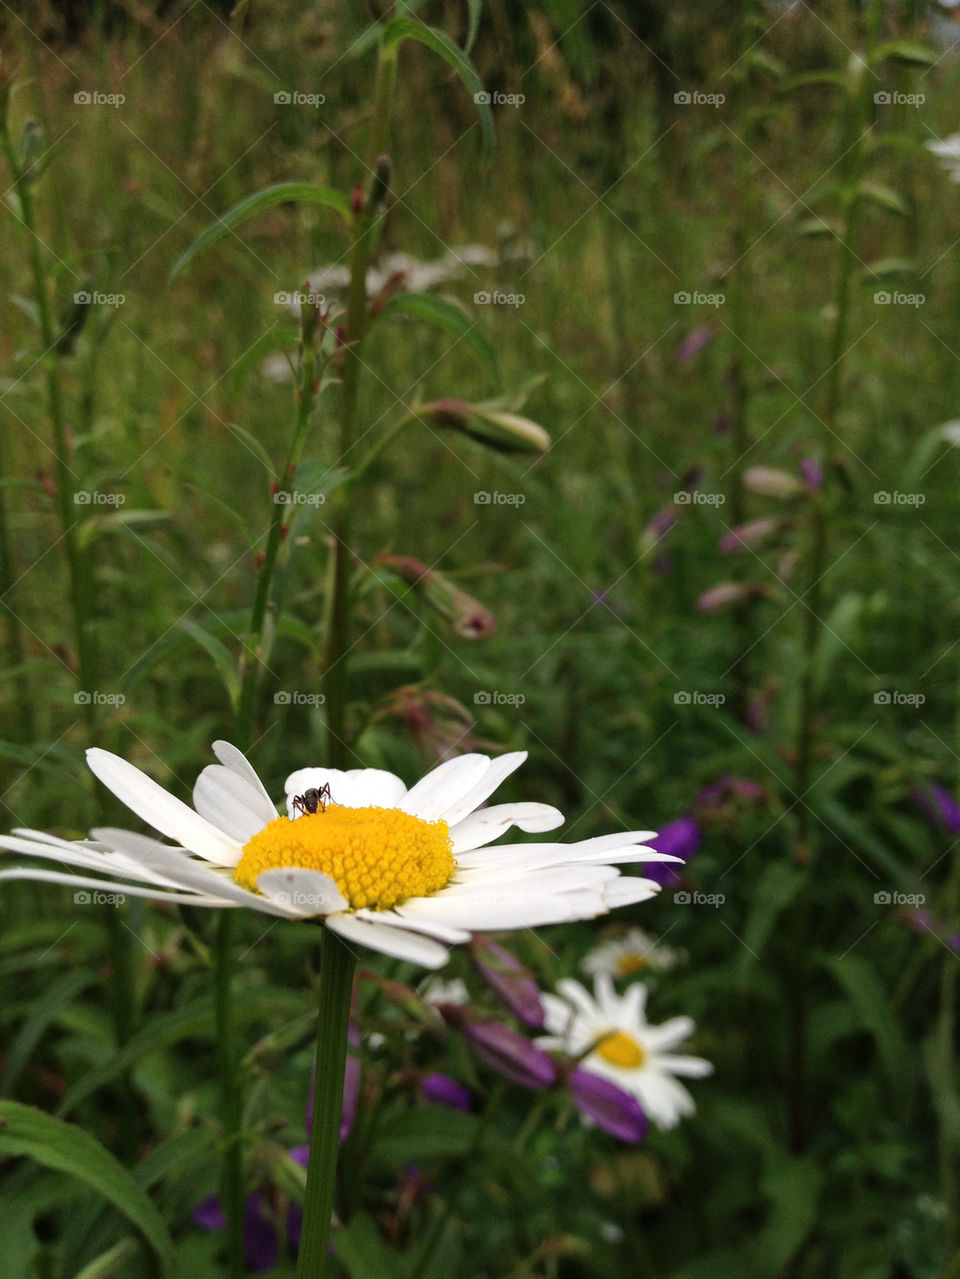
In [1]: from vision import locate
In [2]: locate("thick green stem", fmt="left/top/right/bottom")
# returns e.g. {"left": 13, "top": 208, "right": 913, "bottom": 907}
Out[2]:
{"left": 296, "top": 929, "right": 356, "bottom": 1278}
{"left": 215, "top": 911, "right": 245, "bottom": 1277}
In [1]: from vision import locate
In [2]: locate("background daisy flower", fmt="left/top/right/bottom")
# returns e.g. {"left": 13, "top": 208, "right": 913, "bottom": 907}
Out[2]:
{"left": 582, "top": 927, "right": 683, "bottom": 979}
{"left": 537, "top": 974, "right": 713, "bottom": 1130}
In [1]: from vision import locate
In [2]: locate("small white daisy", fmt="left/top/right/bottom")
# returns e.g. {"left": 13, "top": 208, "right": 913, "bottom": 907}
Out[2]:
{"left": 0, "top": 742, "right": 677, "bottom": 970}
{"left": 537, "top": 974, "right": 712, "bottom": 1129}
{"left": 582, "top": 927, "right": 682, "bottom": 980}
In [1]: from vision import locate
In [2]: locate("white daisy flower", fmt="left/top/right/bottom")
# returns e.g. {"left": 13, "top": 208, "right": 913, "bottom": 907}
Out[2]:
{"left": 0, "top": 742, "right": 677, "bottom": 971}
{"left": 582, "top": 927, "right": 682, "bottom": 980}
{"left": 537, "top": 974, "right": 712, "bottom": 1129}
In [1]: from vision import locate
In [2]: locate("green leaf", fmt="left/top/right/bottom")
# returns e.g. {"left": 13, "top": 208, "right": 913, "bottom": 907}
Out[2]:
{"left": 178, "top": 618, "right": 240, "bottom": 707}
{"left": 169, "top": 182, "right": 352, "bottom": 279}
{"left": 464, "top": 0, "right": 481, "bottom": 54}
{"left": 372, "top": 1106, "right": 481, "bottom": 1163}
{"left": 870, "top": 40, "right": 937, "bottom": 67}
{"left": 380, "top": 293, "right": 499, "bottom": 384}
{"left": 71, "top": 1238, "right": 138, "bottom": 1279}
{"left": 380, "top": 18, "right": 494, "bottom": 163}
{"left": 0, "top": 1101, "right": 177, "bottom": 1274}
{"left": 737, "top": 861, "right": 805, "bottom": 976}
{"left": 333, "top": 1210, "right": 405, "bottom": 1279}
{"left": 757, "top": 1153, "right": 823, "bottom": 1270}
{"left": 226, "top": 421, "right": 277, "bottom": 474}
{"left": 825, "top": 954, "right": 911, "bottom": 1095}
{"left": 857, "top": 179, "right": 907, "bottom": 215}
{"left": 1, "top": 968, "right": 95, "bottom": 1096}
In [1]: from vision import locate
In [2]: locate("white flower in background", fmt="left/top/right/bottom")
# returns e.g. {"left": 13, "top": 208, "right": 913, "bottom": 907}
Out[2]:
{"left": 419, "top": 976, "right": 469, "bottom": 1005}
{"left": 927, "top": 134, "right": 960, "bottom": 181}
{"left": 537, "top": 974, "right": 712, "bottom": 1129}
{"left": 582, "top": 927, "right": 682, "bottom": 979}
{"left": 0, "top": 742, "right": 677, "bottom": 970}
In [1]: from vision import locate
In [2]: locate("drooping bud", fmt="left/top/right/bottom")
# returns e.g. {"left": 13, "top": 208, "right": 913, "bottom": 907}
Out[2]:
{"left": 697, "top": 581, "right": 764, "bottom": 612}
{"left": 421, "top": 1072, "right": 472, "bottom": 1111}
{"left": 463, "top": 1020, "right": 557, "bottom": 1089}
{"left": 742, "top": 466, "right": 803, "bottom": 499}
{"left": 470, "top": 935, "right": 545, "bottom": 1028}
{"left": 375, "top": 553, "right": 496, "bottom": 640}
{"left": 420, "top": 400, "right": 550, "bottom": 454}
{"left": 569, "top": 1068, "right": 647, "bottom": 1143}
{"left": 718, "top": 519, "right": 780, "bottom": 553}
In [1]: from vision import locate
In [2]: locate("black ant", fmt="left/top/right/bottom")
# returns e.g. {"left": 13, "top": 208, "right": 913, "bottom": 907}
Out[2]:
{"left": 292, "top": 783, "right": 333, "bottom": 817}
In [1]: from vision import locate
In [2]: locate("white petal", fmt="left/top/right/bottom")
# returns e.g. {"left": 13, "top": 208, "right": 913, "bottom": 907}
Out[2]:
{"left": 325, "top": 913, "right": 450, "bottom": 968}
{"left": 657, "top": 1054, "right": 714, "bottom": 1078}
{"left": 557, "top": 977, "right": 602, "bottom": 1023}
{"left": 283, "top": 767, "right": 406, "bottom": 815}
{"left": 431, "top": 752, "right": 528, "bottom": 827}
{"left": 449, "top": 802, "right": 564, "bottom": 853}
{"left": 643, "top": 1015, "right": 697, "bottom": 1051}
{"left": 0, "top": 831, "right": 189, "bottom": 890}
{"left": 0, "top": 866, "right": 234, "bottom": 907}
{"left": 86, "top": 748, "right": 240, "bottom": 866}
{"left": 256, "top": 868, "right": 349, "bottom": 916}
{"left": 193, "top": 748, "right": 278, "bottom": 844}
{"left": 399, "top": 755, "right": 491, "bottom": 821}
{"left": 602, "top": 877, "right": 661, "bottom": 907}
{"left": 363, "top": 908, "right": 471, "bottom": 944}
{"left": 396, "top": 889, "right": 598, "bottom": 931}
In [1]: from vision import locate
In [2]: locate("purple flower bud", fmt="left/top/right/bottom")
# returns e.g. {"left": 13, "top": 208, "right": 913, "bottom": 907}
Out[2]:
{"left": 697, "top": 582, "right": 761, "bottom": 612}
{"left": 913, "top": 783, "right": 960, "bottom": 835}
{"left": 570, "top": 1068, "right": 647, "bottom": 1143}
{"left": 742, "top": 466, "right": 802, "bottom": 499}
{"left": 718, "top": 519, "right": 779, "bottom": 554}
{"left": 421, "top": 1072, "right": 472, "bottom": 1111}
{"left": 673, "top": 327, "right": 713, "bottom": 365}
{"left": 470, "top": 935, "right": 545, "bottom": 1028}
{"left": 243, "top": 1191, "right": 280, "bottom": 1272}
{"left": 799, "top": 457, "right": 823, "bottom": 491}
{"left": 464, "top": 1020, "right": 557, "bottom": 1089}
{"left": 643, "top": 506, "right": 679, "bottom": 545}
{"left": 193, "top": 1195, "right": 226, "bottom": 1231}
{"left": 642, "top": 817, "right": 700, "bottom": 886}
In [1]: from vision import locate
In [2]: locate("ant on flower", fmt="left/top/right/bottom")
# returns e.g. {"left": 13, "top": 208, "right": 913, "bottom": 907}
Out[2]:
{"left": 291, "top": 782, "right": 334, "bottom": 817}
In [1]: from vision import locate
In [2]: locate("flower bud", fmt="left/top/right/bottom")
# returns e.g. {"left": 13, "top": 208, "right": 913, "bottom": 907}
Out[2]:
{"left": 421, "top": 1072, "right": 472, "bottom": 1111}
{"left": 570, "top": 1068, "right": 647, "bottom": 1143}
{"left": 697, "top": 581, "right": 763, "bottom": 612}
{"left": 464, "top": 1019, "right": 557, "bottom": 1089}
{"left": 718, "top": 519, "right": 779, "bottom": 553}
{"left": 742, "top": 467, "right": 802, "bottom": 499}
{"left": 470, "top": 935, "right": 545, "bottom": 1028}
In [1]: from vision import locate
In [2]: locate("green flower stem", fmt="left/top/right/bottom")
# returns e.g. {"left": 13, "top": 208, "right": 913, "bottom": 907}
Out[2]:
{"left": 323, "top": 40, "right": 397, "bottom": 769}
{"left": 296, "top": 929, "right": 357, "bottom": 1278}
{"left": 215, "top": 910, "right": 245, "bottom": 1277}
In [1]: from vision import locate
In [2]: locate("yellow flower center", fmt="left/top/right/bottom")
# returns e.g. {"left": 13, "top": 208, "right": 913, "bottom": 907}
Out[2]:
{"left": 234, "top": 806, "right": 454, "bottom": 911}
{"left": 596, "top": 1030, "right": 646, "bottom": 1069}
{"left": 615, "top": 952, "right": 649, "bottom": 976}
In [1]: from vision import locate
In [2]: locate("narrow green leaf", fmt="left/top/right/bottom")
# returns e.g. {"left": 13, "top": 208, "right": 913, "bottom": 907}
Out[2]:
{"left": 170, "top": 182, "right": 352, "bottom": 279}
{"left": 737, "top": 861, "right": 805, "bottom": 975}
{"left": 1, "top": 968, "right": 95, "bottom": 1096}
{"left": 870, "top": 40, "right": 937, "bottom": 67}
{"left": 464, "top": 0, "right": 481, "bottom": 54}
{"left": 333, "top": 1210, "right": 405, "bottom": 1279}
{"left": 72, "top": 1238, "right": 138, "bottom": 1279}
{"left": 178, "top": 618, "right": 241, "bottom": 707}
{"left": 0, "top": 1101, "right": 177, "bottom": 1274}
{"left": 226, "top": 421, "right": 277, "bottom": 474}
{"left": 825, "top": 954, "right": 911, "bottom": 1095}
{"left": 381, "top": 18, "right": 494, "bottom": 163}
{"left": 380, "top": 292, "right": 499, "bottom": 384}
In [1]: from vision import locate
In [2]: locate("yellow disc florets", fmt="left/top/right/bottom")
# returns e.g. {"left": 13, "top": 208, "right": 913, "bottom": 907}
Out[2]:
{"left": 233, "top": 805, "right": 454, "bottom": 911}
{"left": 596, "top": 1030, "right": 646, "bottom": 1070}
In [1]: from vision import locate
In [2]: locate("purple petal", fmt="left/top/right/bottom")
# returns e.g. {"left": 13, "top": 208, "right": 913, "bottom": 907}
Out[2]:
{"left": 244, "top": 1191, "right": 279, "bottom": 1272}
{"left": 913, "top": 783, "right": 960, "bottom": 835}
{"left": 421, "top": 1072, "right": 472, "bottom": 1111}
{"left": 674, "top": 327, "right": 713, "bottom": 364}
{"left": 470, "top": 936, "right": 545, "bottom": 1028}
{"left": 465, "top": 1020, "right": 557, "bottom": 1089}
{"left": 571, "top": 1069, "right": 647, "bottom": 1143}
{"left": 192, "top": 1194, "right": 225, "bottom": 1231}
{"left": 799, "top": 457, "right": 823, "bottom": 491}
{"left": 642, "top": 817, "right": 699, "bottom": 886}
